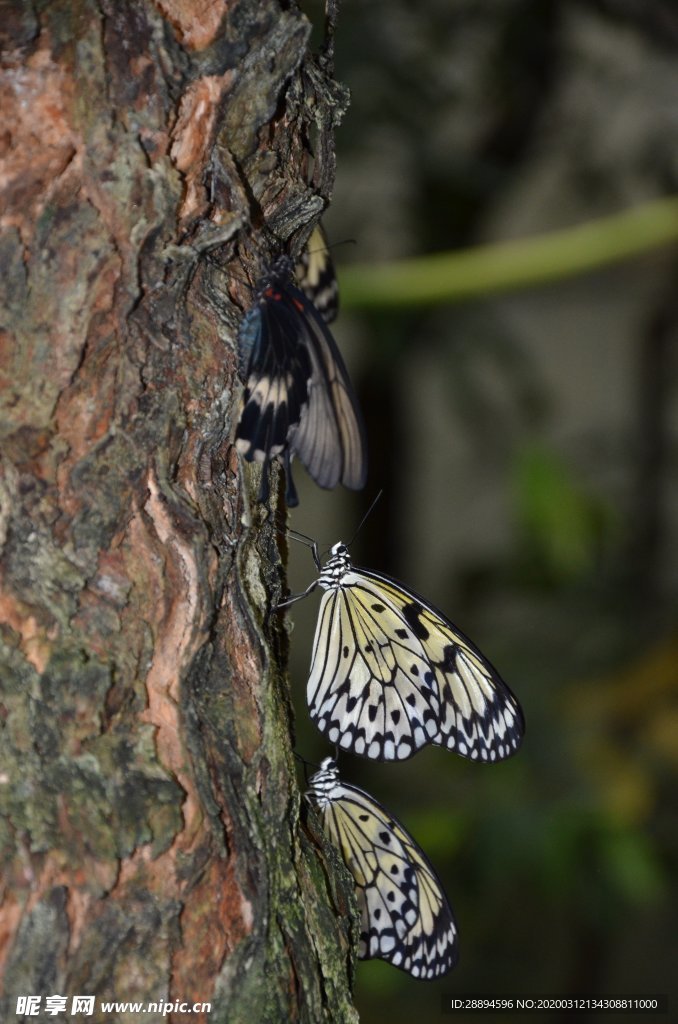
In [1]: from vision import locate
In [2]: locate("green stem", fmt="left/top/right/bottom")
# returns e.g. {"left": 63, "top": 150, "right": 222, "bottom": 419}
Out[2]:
{"left": 339, "top": 195, "right": 678, "bottom": 309}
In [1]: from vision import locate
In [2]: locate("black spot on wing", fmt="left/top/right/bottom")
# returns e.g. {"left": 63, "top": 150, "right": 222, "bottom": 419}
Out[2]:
{"left": 401, "top": 602, "right": 429, "bottom": 641}
{"left": 439, "top": 644, "right": 458, "bottom": 673}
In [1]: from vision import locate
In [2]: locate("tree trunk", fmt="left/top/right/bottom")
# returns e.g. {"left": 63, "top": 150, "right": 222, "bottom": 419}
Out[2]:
{"left": 0, "top": 2, "right": 358, "bottom": 1021}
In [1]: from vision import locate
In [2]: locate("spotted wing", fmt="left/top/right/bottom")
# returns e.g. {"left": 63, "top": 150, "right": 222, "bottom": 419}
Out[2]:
{"left": 307, "top": 570, "right": 524, "bottom": 762}
{"left": 359, "top": 569, "right": 524, "bottom": 761}
{"left": 307, "top": 572, "right": 442, "bottom": 760}
{"left": 312, "top": 779, "right": 458, "bottom": 978}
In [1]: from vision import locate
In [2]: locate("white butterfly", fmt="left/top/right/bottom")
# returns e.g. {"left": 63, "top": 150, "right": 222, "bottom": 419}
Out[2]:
{"left": 306, "top": 757, "right": 458, "bottom": 978}
{"left": 282, "top": 541, "right": 524, "bottom": 762}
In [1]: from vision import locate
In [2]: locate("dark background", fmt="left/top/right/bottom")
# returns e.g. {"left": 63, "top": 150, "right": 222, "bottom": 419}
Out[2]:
{"left": 292, "top": 2, "right": 678, "bottom": 1021}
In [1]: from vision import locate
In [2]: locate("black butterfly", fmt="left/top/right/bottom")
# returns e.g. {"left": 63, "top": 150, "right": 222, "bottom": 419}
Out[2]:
{"left": 235, "top": 230, "right": 366, "bottom": 506}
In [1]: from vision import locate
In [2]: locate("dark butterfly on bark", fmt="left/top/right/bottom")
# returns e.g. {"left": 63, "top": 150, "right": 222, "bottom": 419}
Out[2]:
{"left": 235, "top": 227, "right": 366, "bottom": 507}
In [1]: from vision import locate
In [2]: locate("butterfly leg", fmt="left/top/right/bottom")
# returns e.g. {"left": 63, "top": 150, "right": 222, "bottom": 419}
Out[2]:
{"left": 257, "top": 459, "right": 271, "bottom": 505}
{"left": 283, "top": 451, "right": 299, "bottom": 508}
{"left": 286, "top": 529, "right": 322, "bottom": 570}
{"left": 275, "top": 579, "right": 319, "bottom": 610}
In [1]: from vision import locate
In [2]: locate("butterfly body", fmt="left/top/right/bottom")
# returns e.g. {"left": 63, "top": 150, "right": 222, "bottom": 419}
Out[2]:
{"left": 235, "top": 240, "right": 366, "bottom": 507}
{"left": 236, "top": 255, "right": 298, "bottom": 371}
{"left": 297, "top": 542, "right": 524, "bottom": 762}
{"left": 306, "top": 757, "right": 458, "bottom": 979}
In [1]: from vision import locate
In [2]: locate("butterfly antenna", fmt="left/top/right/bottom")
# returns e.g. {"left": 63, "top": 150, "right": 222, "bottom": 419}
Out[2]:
{"left": 305, "top": 236, "right": 357, "bottom": 257}
{"left": 328, "top": 237, "right": 357, "bottom": 251}
{"left": 293, "top": 750, "right": 319, "bottom": 785}
{"left": 347, "top": 489, "right": 383, "bottom": 549}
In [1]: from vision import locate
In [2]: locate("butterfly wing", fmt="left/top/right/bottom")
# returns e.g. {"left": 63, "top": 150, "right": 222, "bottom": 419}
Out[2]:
{"left": 287, "top": 289, "right": 367, "bottom": 491}
{"left": 307, "top": 575, "right": 442, "bottom": 760}
{"left": 236, "top": 296, "right": 312, "bottom": 466}
{"left": 312, "top": 776, "right": 458, "bottom": 978}
{"left": 308, "top": 568, "right": 524, "bottom": 762}
{"left": 295, "top": 224, "right": 339, "bottom": 323}
{"left": 366, "top": 570, "right": 524, "bottom": 761}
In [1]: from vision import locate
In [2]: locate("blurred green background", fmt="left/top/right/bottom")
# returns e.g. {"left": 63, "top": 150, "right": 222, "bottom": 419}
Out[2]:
{"left": 292, "top": 2, "right": 678, "bottom": 1021}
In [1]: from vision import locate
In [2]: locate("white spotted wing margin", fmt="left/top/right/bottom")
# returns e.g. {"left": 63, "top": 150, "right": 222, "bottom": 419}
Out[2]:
{"left": 306, "top": 757, "right": 458, "bottom": 979}
{"left": 300, "top": 543, "right": 525, "bottom": 762}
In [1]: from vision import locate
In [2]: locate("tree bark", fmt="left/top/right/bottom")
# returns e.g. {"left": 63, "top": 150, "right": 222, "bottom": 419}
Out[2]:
{"left": 0, "top": 2, "right": 358, "bottom": 1021}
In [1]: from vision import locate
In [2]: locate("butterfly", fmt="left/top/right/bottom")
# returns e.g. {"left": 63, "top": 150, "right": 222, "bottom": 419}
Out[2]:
{"left": 281, "top": 540, "right": 525, "bottom": 762}
{"left": 235, "top": 229, "right": 366, "bottom": 507}
{"left": 306, "top": 756, "right": 458, "bottom": 978}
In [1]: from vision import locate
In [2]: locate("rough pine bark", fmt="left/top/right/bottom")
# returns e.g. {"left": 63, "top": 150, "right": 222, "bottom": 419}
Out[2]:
{"left": 0, "top": 2, "right": 358, "bottom": 1021}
